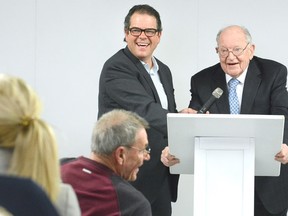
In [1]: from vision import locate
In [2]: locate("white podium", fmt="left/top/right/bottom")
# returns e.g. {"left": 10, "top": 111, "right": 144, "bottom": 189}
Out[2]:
{"left": 167, "top": 114, "right": 284, "bottom": 216}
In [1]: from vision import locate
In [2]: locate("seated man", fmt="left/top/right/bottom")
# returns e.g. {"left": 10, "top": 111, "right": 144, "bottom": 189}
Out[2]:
{"left": 61, "top": 109, "right": 152, "bottom": 216}
{"left": 0, "top": 175, "right": 59, "bottom": 216}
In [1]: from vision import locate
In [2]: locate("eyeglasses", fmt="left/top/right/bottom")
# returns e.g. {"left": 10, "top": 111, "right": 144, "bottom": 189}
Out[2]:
{"left": 216, "top": 42, "right": 250, "bottom": 57}
{"left": 129, "top": 27, "right": 158, "bottom": 37}
{"left": 126, "top": 145, "right": 151, "bottom": 155}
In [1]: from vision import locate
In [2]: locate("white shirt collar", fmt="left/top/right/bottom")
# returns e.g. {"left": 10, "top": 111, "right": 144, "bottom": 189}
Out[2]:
{"left": 141, "top": 57, "right": 159, "bottom": 75}
{"left": 225, "top": 65, "right": 249, "bottom": 84}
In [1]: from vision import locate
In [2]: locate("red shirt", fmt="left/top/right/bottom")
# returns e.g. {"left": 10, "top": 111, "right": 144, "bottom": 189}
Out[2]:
{"left": 61, "top": 156, "right": 151, "bottom": 216}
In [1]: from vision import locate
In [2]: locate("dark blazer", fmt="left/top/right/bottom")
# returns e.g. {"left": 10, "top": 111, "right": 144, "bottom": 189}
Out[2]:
{"left": 98, "top": 47, "right": 179, "bottom": 203}
{"left": 189, "top": 56, "right": 288, "bottom": 214}
{"left": 0, "top": 175, "right": 59, "bottom": 216}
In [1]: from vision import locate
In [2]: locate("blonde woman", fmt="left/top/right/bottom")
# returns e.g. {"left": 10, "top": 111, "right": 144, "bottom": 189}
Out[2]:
{"left": 0, "top": 74, "right": 80, "bottom": 216}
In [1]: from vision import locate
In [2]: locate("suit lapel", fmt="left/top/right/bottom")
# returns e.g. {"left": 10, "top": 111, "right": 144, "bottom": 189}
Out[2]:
{"left": 212, "top": 66, "right": 230, "bottom": 114}
{"left": 123, "top": 47, "right": 162, "bottom": 104}
{"left": 241, "top": 59, "right": 261, "bottom": 114}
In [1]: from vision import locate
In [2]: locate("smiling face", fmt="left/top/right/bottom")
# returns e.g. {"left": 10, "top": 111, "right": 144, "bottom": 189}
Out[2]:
{"left": 125, "top": 12, "right": 161, "bottom": 65}
{"left": 118, "top": 128, "right": 150, "bottom": 181}
{"left": 217, "top": 26, "right": 255, "bottom": 78}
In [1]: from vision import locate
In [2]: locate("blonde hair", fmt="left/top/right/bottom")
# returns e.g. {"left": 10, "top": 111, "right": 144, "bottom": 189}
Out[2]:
{"left": 0, "top": 207, "right": 13, "bottom": 216}
{"left": 0, "top": 74, "right": 60, "bottom": 202}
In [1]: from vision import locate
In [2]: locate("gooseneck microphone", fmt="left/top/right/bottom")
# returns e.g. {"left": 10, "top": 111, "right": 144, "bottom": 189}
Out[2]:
{"left": 197, "top": 87, "right": 223, "bottom": 114}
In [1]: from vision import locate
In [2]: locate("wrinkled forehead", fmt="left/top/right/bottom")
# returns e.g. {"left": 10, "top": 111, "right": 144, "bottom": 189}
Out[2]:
{"left": 129, "top": 13, "right": 158, "bottom": 28}
{"left": 218, "top": 27, "right": 247, "bottom": 47}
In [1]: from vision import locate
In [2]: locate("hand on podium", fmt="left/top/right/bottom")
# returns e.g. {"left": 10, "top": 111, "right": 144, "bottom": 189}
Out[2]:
{"left": 179, "top": 108, "right": 197, "bottom": 114}
{"left": 275, "top": 143, "right": 288, "bottom": 164}
{"left": 161, "top": 147, "right": 180, "bottom": 167}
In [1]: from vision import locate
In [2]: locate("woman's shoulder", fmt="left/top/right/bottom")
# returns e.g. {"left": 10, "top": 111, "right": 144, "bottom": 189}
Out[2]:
{"left": 56, "top": 183, "right": 81, "bottom": 216}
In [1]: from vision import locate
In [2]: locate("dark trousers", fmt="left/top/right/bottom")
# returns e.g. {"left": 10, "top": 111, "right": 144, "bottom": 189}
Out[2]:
{"left": 151, "top": 177, "right": 172, "bottom": 216}
{"left": 255, "top": 192, "right": 288, "bottom": 216}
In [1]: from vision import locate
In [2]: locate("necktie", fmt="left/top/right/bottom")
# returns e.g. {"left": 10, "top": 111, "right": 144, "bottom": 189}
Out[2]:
{"left": 228, "top": 78, "right": 240, "bottom": 114}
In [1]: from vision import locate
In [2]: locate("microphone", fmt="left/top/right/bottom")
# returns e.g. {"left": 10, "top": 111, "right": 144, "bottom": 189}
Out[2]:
{"left": 197, "top": 87, "right": 223, "bottom": 114}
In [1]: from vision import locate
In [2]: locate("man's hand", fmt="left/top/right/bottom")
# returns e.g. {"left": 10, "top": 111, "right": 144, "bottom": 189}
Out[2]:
{"left": 275, "top": 144, "right": 288, "bottom": 164}
{"left": 161, "top": 146, "right": 180, "bottom": 167}
{"left": 179, "top": 108, "right": 197, "bottom": 114}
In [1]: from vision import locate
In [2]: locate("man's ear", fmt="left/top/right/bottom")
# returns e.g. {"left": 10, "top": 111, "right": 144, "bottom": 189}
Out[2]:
{"left": 249, "top": 44, "right": 255, "bottom": 60}
{"left": 115, "top": 146, "right": 126, "bottom": 165}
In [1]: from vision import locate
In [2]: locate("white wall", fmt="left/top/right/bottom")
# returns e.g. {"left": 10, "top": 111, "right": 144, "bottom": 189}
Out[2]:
{"left": 1, "top": 0, "right": 288, "bottom": 215}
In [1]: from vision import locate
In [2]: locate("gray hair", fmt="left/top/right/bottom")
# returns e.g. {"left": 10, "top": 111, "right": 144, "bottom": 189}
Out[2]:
{"left": 91, "top": 109, "right": 149, "bottom": 155}
{"left": 216, "top": 25, "right": 253, "bottom": 45}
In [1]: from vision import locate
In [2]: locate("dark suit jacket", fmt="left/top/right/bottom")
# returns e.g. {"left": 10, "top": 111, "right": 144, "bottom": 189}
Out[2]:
{"left": 98, "top": 46, "right": 179, "bottom": 203}
{"left": 189, "top": 56, "right": 288, "bottom": 214}
{"left": 0, "top": 175, "right": 59, "bottom": 216}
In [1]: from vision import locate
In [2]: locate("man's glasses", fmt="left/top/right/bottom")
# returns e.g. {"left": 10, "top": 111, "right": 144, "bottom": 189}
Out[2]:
{"left": 216, "top": 42, "right": 250, "bottom": 57}
{"left": 129, "top": 27, "right": 158, "bottom": 37}
{"left": 126, "top": 145, "right": 151, "bottom": 155}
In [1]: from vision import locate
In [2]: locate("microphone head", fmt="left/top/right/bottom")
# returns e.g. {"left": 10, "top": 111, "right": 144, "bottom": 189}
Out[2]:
{"left": 212, "top": 87, "right": 223, "bottom": 99}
